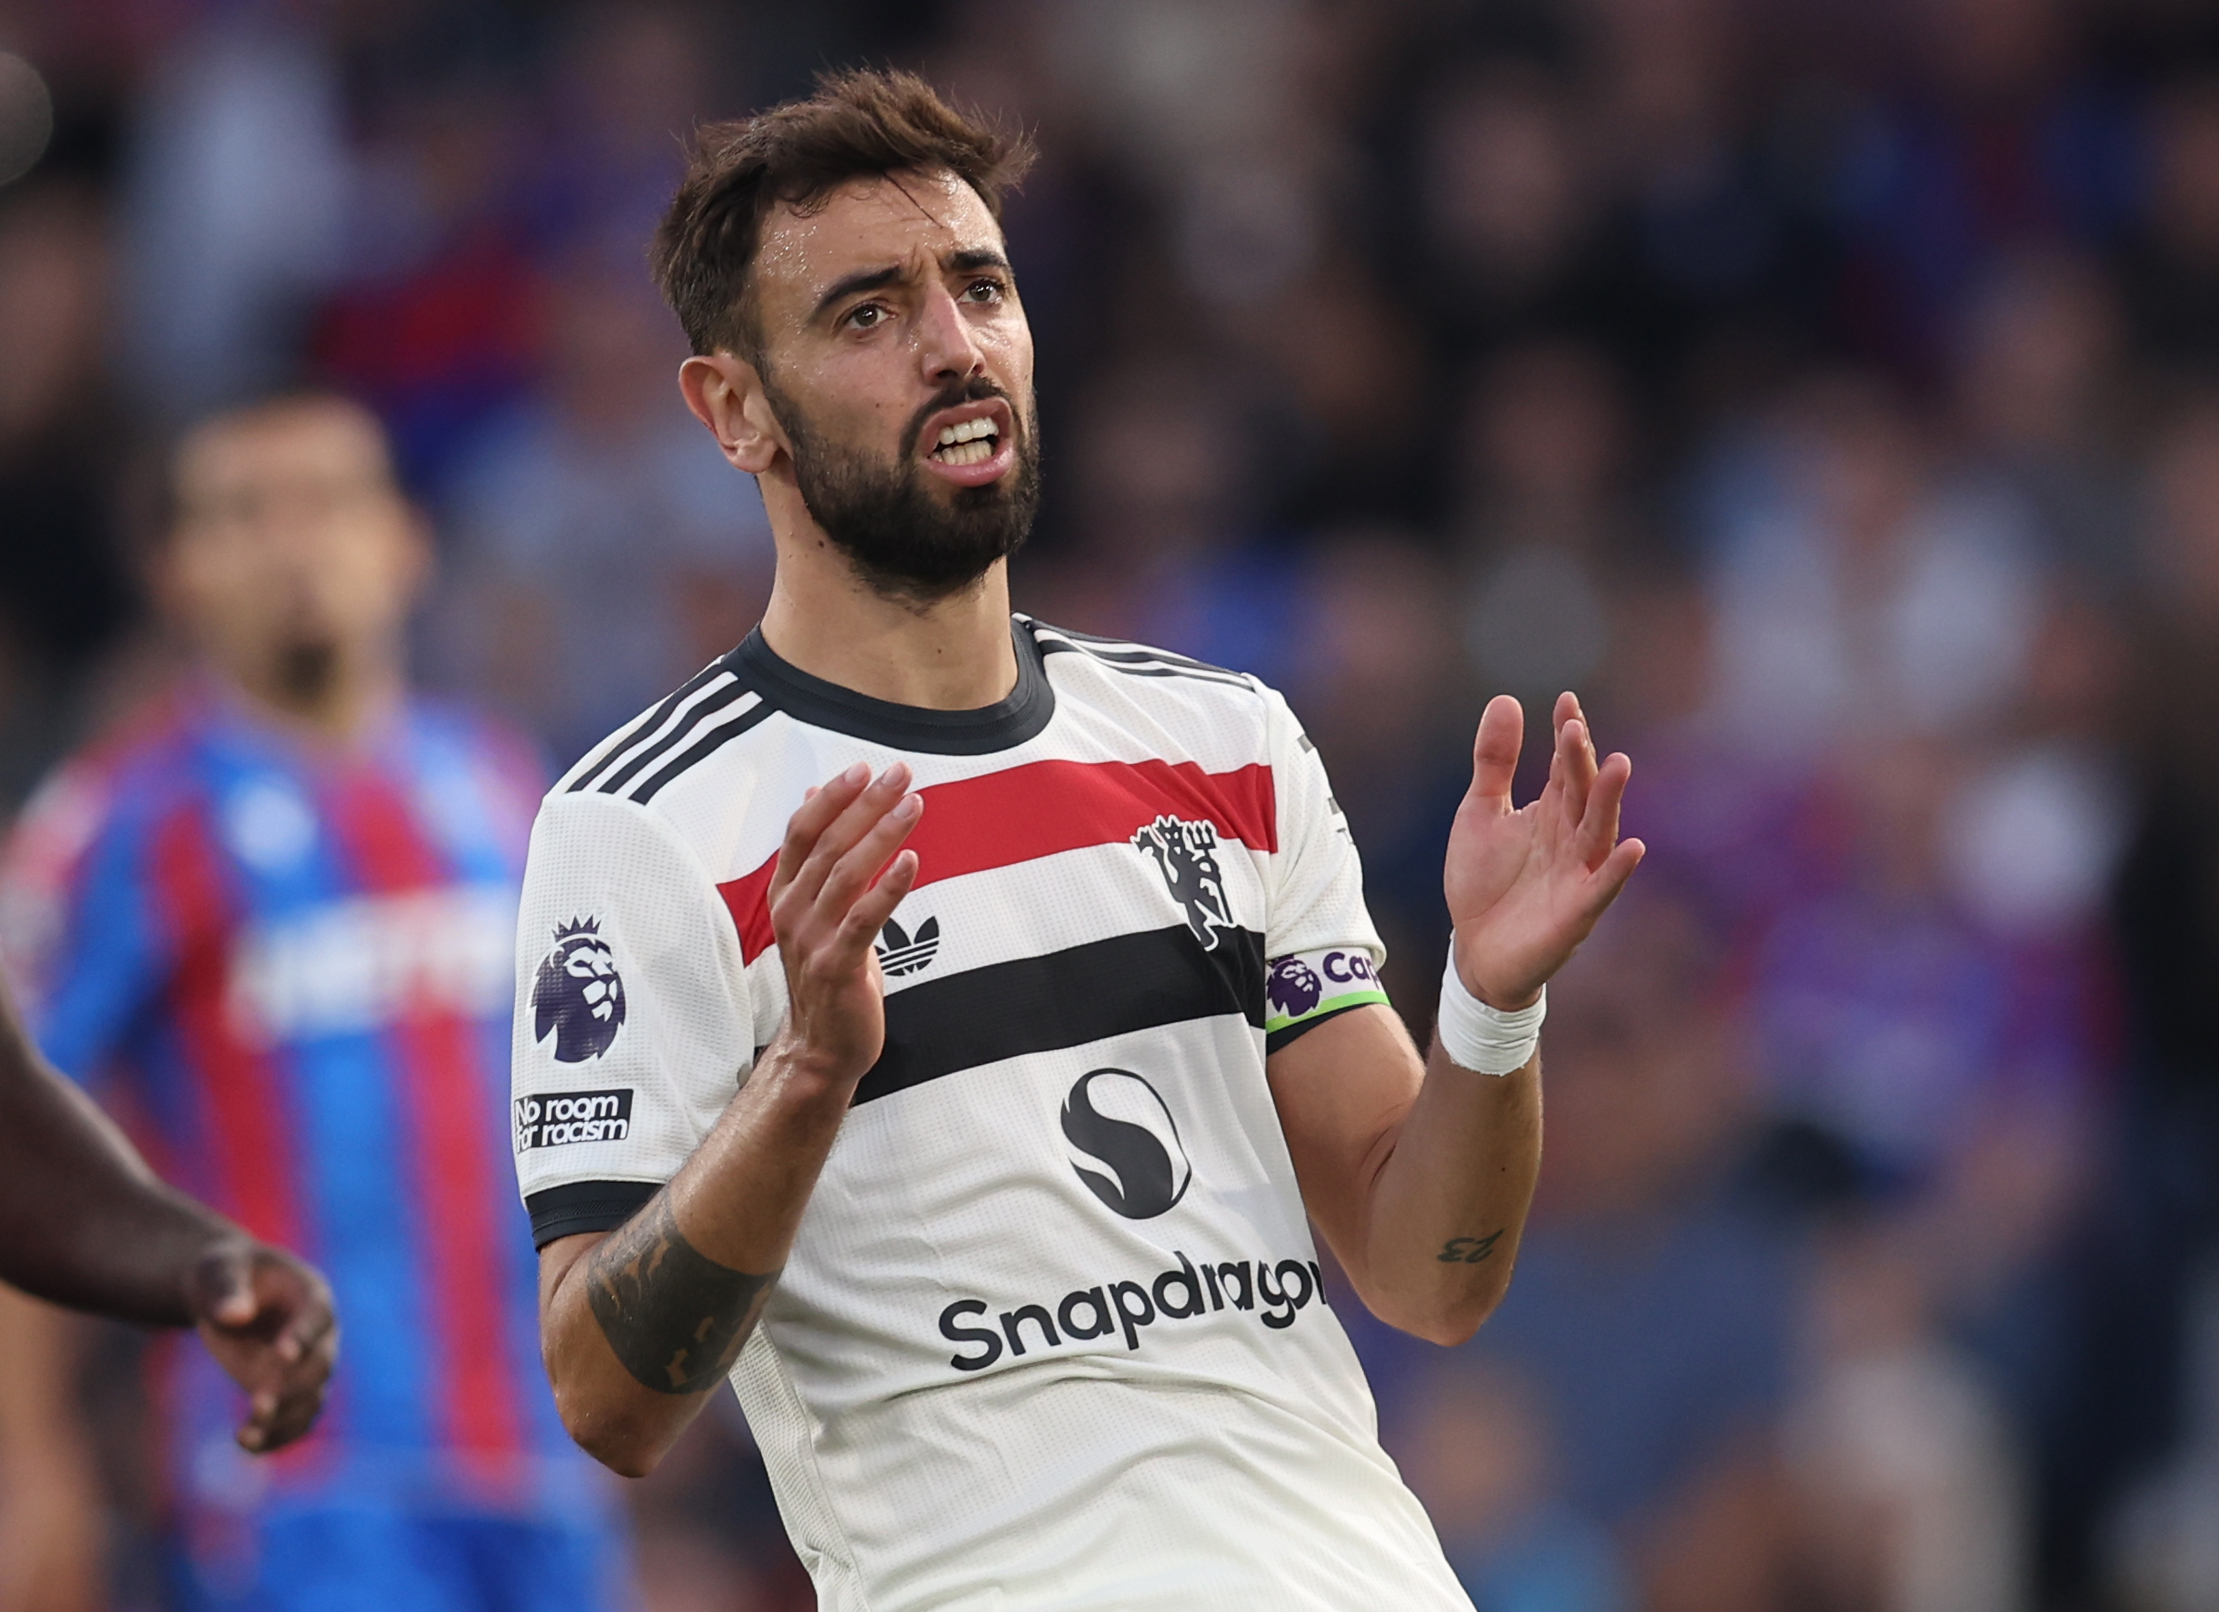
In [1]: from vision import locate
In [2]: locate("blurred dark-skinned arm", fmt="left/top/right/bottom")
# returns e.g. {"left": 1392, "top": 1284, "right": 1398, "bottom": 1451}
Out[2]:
{"left": 0, "top": 977, "right": 337, "bottom": 1453}
{"left": 0, "top": 1289, "right": 106, "bottom": 1612}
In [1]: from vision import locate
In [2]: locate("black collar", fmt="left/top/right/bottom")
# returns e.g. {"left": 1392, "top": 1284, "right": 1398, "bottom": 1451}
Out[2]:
{"left": 726, "top": 618, "right": 1055, "bottom": 755}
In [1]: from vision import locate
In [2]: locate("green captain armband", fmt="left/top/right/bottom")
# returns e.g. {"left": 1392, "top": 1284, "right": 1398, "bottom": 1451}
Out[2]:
{"left": 1264, "top": 946, "right": 1392, "bottom": 1053}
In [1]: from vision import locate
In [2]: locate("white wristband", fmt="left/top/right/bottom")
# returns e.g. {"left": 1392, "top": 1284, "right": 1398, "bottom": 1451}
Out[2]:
{"left": 1436, "top": 956, "right": 1545, "bottom": 1076}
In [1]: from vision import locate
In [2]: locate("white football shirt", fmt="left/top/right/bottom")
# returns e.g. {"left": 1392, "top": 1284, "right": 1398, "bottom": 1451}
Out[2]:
{"left": 511, "top": 617, "right": 1472, "bottom": 1611}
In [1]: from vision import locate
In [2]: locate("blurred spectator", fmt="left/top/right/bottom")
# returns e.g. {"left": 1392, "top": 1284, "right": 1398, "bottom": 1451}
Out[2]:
{"left": 2116, "top": 399, "right": 2219, "bottom": 1116}
{"left": 429, "top": 261, "right": 772, "bottom": 766}
{"left": 1699, "top": 374, "right": 2043, "bottom": 761}
{"left": 1951, "top": 249, "right": 2135, "bottom": 586}
{"left": 1416, "top": 60, "right": 1621, "bottom": 359}
{"left": 118, "top": 11, "right": 348, "bottom": 417}
{"left": 1453, "top": 341, "right": 1634, "bottom": 718}
{"left": 1830, "top": 0, "right": 2138, "bottom": 377}
{"left": 312, "top": 73, "right": 543, "bottom": 496}
{"left": 1394, "top": 1358, "right": 1633, "bottom": 1612}
{"left": 2096, "top": 400, "right": 2219, "bottom": 1592}
{"left": 0, "top": 179, "right": 136, "bottom": 804}
{"left": 523, "top": 3, "right": 721, "bottom": 263}
{"left": 2123, "top": 74, "right": 2219, "bottom": 381}
{"left": 1019, "top": 352, "right": 1305, "bottom": 686}
{"left": 1785, "top": 1224, "right": 2029, "bottom": 1612}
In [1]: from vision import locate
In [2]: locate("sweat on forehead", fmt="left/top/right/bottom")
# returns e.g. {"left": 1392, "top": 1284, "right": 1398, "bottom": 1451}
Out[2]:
{"left": 651, "top": 67, "right": 1034, "bottom": 361}
{"left": 756, "top": 174, "right": 1006, "bottom": 320}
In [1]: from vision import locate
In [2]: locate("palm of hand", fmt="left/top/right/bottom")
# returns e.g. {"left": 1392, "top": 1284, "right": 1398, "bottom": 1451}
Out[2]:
{"left": 1445, "top": 693, "right": 1643, "bottom": 1009}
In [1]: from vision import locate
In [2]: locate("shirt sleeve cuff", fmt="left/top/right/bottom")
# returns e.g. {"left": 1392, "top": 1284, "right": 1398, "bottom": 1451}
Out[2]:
{"left": 524, "top": 1180, "right": 661, "bottom": 1249}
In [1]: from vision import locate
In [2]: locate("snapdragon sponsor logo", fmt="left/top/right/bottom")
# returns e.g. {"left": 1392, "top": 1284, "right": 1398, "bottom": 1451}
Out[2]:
{"left": 226, "top": 886, "right": 514, "bottom": 1044}
{"left": 937, "top": 1248, "right": 1328, "bottom": 1373}
{"left": 513, "top": 1088, "right": 634, "bottom": 1151}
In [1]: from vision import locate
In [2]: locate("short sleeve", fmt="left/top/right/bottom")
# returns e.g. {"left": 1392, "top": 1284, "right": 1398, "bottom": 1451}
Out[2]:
{"left": 1259, "top": 688, "right": 1391, "bottom": 1053}
{"left": 0, "top": 762, "right": 166, "bottom": 1090}
{"left": 512, "top": 790, "right": 753, "bottom": 1246}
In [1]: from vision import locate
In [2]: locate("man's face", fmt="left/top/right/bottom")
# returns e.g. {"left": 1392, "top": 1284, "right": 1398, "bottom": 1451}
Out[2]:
{"left": 165, "top": 403, "right": 426, "bottom": 702}
{"left": 746, "top": 170, "right": 1040, "bottom": 600}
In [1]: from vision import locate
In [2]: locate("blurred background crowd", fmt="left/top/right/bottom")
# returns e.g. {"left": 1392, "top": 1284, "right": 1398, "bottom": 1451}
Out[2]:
{"left": 2, "top": 0, "right": 2219, "bottom": 1609}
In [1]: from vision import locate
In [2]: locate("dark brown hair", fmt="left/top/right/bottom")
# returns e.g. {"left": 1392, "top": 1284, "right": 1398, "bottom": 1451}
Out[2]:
{"left": 652, "top": 68, "right": 1034, "bottom": 363}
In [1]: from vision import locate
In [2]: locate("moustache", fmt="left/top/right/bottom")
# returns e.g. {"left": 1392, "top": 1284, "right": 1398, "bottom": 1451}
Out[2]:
{"left": 905, "top": 378, "right": 1019, "bottom": 459}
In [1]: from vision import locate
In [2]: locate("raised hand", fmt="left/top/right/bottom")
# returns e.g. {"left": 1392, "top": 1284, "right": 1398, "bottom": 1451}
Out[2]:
{"left": 1445, "top": 692, "right": 1643, "bottom": 1010}
{"left": 188, "top": 1238, "right": 337, "bottom": 1453}
{"left": 768, "top": 762, "right": 924, "bottom": 1082}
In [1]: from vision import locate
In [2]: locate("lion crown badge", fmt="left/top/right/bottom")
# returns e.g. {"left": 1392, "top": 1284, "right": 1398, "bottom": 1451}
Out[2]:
{"left": 1267, "top": 956, "right": 1323, "bottom": 1018}
{"left": 1132, "top": 814, "right": 1235, "bottom": 951}
{"left": 533, "top": 917, "right": 626, "bottom": 1063}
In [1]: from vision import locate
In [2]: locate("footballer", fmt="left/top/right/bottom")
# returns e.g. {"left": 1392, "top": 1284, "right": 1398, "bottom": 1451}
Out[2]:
{"left": 517, "top": 68, "right": 1641, "bottom": 1611}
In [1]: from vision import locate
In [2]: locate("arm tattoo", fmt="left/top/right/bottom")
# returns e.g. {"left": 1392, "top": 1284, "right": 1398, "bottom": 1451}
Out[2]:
{"left": 1437, "top": 1230, "right": 1504, "bottom": 1265}
{"left": 584, "top": 1195, "right": 778, "bottom": 1395}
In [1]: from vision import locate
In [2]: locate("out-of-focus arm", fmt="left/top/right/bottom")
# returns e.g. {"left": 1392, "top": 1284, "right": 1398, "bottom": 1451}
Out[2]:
{"left": 0, "top": 979, "right": 335, "bottom": 1451}
{"left": 0, "top": 1287, "right": 105, "bottom": 1612}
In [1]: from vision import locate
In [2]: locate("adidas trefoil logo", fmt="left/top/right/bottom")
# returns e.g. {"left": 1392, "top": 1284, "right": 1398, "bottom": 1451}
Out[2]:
{"left": 876, "top": 915, "right": 941, "bottom": 977}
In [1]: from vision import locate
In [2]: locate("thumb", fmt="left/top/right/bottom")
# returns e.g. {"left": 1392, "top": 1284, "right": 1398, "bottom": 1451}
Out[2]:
{"left": 189, "top": 1241, "right": 261, "bottom": 1331}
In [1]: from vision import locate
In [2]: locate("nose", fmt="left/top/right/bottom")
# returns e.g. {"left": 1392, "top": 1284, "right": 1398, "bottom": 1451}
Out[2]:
{"left": 914, "top": 280, "right": 987, "bottom": 385}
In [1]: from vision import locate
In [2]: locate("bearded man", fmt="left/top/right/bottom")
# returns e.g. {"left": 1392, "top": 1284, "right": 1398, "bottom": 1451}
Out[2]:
{"left": 518, "top": 68, "right": 1641, "bottom": 1612}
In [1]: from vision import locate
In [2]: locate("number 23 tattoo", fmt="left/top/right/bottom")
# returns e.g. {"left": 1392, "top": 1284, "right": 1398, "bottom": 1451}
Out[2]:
{"left": 1437, "top": 1229, "right": 1504, "bottom": 1265}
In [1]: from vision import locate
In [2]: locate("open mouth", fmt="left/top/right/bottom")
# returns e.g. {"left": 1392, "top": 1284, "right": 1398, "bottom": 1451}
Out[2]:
{"left": 931, "top": 416, "right": 1001, "bottom": 466}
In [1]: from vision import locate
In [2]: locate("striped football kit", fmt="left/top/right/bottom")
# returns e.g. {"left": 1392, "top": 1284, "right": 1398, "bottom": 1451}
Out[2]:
{"left": 2, "top": 690, "right": 626, "bottom": 1612}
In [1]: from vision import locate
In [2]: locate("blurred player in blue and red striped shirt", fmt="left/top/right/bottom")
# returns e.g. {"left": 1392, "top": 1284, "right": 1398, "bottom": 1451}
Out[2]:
{"left": 0, "top": 395, "right": 629, "bottom": 1612}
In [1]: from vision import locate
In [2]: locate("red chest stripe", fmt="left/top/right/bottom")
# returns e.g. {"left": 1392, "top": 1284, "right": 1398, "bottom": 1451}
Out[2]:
{"left": 718, "top": 758, "right": 1276, "bottom": 964}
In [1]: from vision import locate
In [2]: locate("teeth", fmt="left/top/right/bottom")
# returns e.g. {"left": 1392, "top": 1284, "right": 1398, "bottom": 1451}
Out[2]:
{"left": 935, "top": 417, "right": 998, "bottom": 447}
{"left": 936, "top": 438, "right": 994, "bottom": 465}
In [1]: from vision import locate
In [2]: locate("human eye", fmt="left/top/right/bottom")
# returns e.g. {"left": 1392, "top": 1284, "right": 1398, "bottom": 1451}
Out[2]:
{"left": 842, "top": 301, "right": 888, "bottom": 331}
{"left": 961, "top": 276, "right": 1006, "bottom": 304}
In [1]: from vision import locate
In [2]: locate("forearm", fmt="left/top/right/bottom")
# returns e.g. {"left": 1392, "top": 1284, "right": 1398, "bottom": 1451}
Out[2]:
{"left": 0, "top": 1043, "right": 236, "bottom": 1326}
{"left": 541, "top": 1032, "right": 850, "bottom": 1475}
{"left": 1349, "top": 1043, "right": 1542, "bottom": 1345}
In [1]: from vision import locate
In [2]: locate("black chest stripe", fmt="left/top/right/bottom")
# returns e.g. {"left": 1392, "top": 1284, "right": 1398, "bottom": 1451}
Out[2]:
{"left": 853, "top": 925, "right": 1266, "bottom": 1106}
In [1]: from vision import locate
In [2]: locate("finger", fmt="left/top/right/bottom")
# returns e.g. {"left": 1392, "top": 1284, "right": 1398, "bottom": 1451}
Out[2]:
{"left": 1555, "top": 691, "right": 1600, "bottom": 785}
{"left": 833, "top": 850, "right": 920, "bottom": 961}
{"left": 783, "top": 764, "right": 913, "bottom": 911}
{"left": 190, "top": 1244, "right": 260, "bottom": 1330}
{"left": 242, "top": 1373, "right": 329, "bottom": 1453}
{"left": 270, "top": 1282, "right": 336, "bottom": 1364}
{"left": 1555, "top": 715, "right": 1597, "bottom": 825}
{"left": 1566, "top": 693, "right": 1600, "bottom": 773}
{"left": 814, "top": 792, "right": 924, "bottom": 919}
{"left": 1574, "top": 751, "right": 1631, "bottom": 866}
{"left": 772, "top": 764, "right": 871, "bottom": 901}
{"left": 1470, "top": 696, "right": 1523, "bottom": 810}
{"left": 239, "top": 1326, "right": 337, "bottom": 1451}
{"left": 1584, "top": 836, "right": 1645, "bottom": 913}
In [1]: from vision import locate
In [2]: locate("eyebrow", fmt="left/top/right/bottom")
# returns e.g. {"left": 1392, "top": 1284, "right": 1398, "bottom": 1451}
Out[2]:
{"left": 810, "top": 265, "right": 904, "bottom": 324}
{"left": 808, "top": 249, "right": 1014, "bottom": 325}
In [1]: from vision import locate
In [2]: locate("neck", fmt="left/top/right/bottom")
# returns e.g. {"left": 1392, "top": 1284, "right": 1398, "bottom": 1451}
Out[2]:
{"left": 757, "top": 504, "right": 1019, "bottom": 712}
{"left": 220, "top": 641, "right": 407, "bottom": 744}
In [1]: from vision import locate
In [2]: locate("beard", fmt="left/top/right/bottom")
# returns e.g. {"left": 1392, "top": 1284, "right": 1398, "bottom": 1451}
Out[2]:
{"left": 762, "top": 372, "right": 1042, "bottom": 605}
{"left": 272, "top": 635, "right": 339, "bottom": 705}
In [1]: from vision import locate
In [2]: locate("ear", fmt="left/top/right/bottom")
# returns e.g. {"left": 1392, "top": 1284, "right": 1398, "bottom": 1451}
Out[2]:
{"left": 680, "top": 353, "right": 788, "bottom": 476}
{"left": 393, "top": 502, "right": 435, "bottom": 601}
